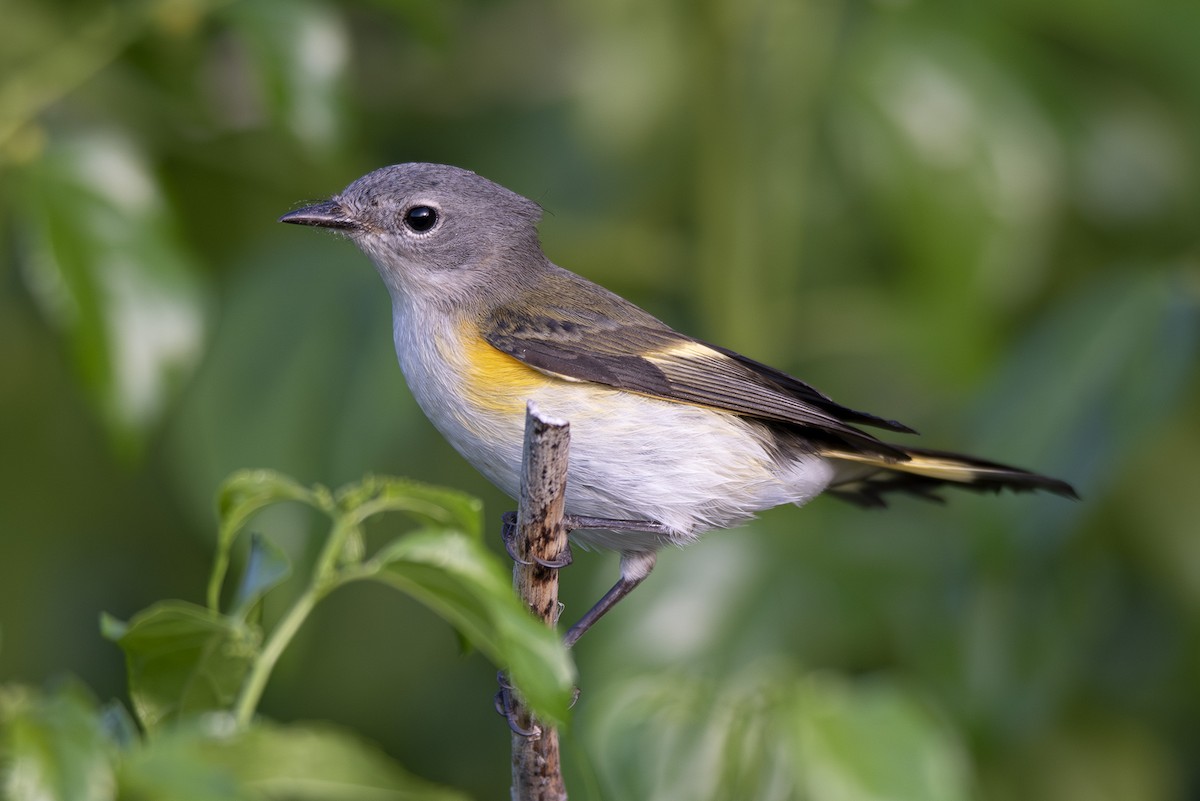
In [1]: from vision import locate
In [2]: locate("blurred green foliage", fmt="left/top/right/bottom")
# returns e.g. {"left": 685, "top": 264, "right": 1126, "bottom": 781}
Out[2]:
{"left": 1, "top": 471, "right": 568, "bottom": 800}
{"left": 1, "top": 679, "right": 472, "bottom": 800}
{"left": 1, "top": 0, "right": 1198, "bottom": 798}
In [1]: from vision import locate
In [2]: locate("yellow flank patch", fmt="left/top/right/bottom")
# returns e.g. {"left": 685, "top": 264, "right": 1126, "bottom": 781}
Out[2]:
{"left": 447, "top": 322, "right": 553, "bottom": 414}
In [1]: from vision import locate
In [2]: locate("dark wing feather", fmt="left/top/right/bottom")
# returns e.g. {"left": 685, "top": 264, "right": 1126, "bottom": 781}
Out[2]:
{"left": 483, "top": 295, "right": 911, "bottom": 460}
{"left": 708, "top": 345, "right": 915, "bottom": 434}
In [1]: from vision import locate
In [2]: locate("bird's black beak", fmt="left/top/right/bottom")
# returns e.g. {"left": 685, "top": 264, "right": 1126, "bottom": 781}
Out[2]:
{"left": 278, "top": 199, "right": 359, "bottom": 230}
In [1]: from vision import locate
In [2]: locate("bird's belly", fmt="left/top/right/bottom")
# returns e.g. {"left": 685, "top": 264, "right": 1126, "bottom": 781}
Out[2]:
{"left": 396, "top": 319, "right": 836, "bottom": 550}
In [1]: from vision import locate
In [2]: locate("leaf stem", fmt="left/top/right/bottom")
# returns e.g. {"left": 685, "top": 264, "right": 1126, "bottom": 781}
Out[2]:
{"left": 232, "top": 588, "right": 316, "bottom": 727}
{"left": 232, "top": 514, "right": 358, "bottom": 727}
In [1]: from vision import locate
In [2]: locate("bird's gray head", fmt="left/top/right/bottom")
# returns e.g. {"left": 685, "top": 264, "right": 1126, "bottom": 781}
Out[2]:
{"left": 280, "top": 163, "right": 547, "bottom": 305}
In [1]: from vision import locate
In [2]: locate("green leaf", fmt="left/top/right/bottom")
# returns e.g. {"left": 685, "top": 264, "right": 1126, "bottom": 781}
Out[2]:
{"left": 794, "top": 675, "right": 970, "bottom": 801}
{"left": 209, "top": 469, "right": 315, "bottom": 611}
{"left": 103, "top": 602, "right": 260, "bottom": 734}
{"left": 115, "top": 719, "right": 467, "bottom": 801}
{"left": 363, "top": 530, "right": 575, "bottom": 725}
{"left": 0, "top": 680, "right": 116, "bottom": 801}
{"left": 116, "top": 719, "right": 255, "bottom": 801}
{"left": 17, "top": 131, "right": 207, "bottom": 454}
{"left": 201, "top": 720, "right": 470, "bottom": 801}
{"left": 335, "top": 475, "right": 484, "bottom": 539}
{"left": 229, "top": 533, "right": 292, "bottom": 621}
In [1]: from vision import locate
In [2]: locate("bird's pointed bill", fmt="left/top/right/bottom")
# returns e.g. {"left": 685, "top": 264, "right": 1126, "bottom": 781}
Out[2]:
{"left": 278, "top": 200, "right": 358, "bottom": 230}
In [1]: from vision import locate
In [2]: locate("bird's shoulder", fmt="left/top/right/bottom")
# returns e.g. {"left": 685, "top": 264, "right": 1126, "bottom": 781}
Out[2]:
{"left": 483, "top": 269, "right": 681, "bottom": 391}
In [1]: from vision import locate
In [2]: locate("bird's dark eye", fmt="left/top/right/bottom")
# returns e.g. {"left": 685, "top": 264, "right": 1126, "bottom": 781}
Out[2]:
{"left": 403, "top": 205, "right": 438, "bottom": 233}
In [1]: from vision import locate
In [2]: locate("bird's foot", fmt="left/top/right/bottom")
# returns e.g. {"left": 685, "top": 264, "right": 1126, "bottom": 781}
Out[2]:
{"left": 494, "top": 671, "right": 540, "bottom": 737}
{"left": 500, "top": 510, "right": 574, "bottom": 568}
{"left": 494, "top": 671, "right": 580, "bottom": 735}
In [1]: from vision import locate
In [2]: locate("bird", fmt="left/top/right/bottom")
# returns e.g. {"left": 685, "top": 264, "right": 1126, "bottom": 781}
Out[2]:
{"left": 280, "top": 162, "right": 1077, "bottom": 647}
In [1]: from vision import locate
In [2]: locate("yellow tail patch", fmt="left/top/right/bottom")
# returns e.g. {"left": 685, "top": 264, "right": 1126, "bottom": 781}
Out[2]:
{"left": 822, "top": 449, "right": 1003, "bottom": 483}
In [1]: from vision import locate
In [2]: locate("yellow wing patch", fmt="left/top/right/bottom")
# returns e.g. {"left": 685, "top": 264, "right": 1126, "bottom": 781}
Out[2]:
{"left": 645, "top": 339, "right": 719, "bottom": 363}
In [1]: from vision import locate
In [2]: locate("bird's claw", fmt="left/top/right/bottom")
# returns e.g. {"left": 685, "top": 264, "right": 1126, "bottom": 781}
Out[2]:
{"left": 533, "top": 544, "right": 573, "bottom": 569}
{"left": 494, "top": 671, "right": 541, "bottom": 737}
{"left": 500, "top": 512, "right": 532, "bottom": 566}
{"left": 502, "top": 511, "right": 573, "bottom": 568}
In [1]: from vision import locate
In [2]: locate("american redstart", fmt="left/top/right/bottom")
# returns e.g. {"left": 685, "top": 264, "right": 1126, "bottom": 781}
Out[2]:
{"left": 280, "top": 163, "right": 1077, "bottom": 646}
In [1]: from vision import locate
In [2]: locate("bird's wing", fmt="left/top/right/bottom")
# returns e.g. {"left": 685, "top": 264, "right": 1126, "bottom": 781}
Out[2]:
{"left": 483, "top": 300, "right": 914, "bottom": 460}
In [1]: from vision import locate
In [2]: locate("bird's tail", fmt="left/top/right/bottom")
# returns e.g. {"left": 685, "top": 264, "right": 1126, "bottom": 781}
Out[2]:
{"left": 822, "top": 446, "right": 1078, "bottom": 508}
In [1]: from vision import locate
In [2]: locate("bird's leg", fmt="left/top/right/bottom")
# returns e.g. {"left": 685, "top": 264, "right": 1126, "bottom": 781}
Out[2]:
{"left": 500, "top": 514, "right": 671, "bottom": 638}
{"left": 496, "top": 514, "right": 666, "bottom": 734}
{"left": 561, "top": 515, "right": 673, "bottom": 538}
{"left": 562, "top": 549, "right": 657, "bottom": 648}
{"left": 557, "top": 516, "right": 672, "bottom": 648}
{"left": 500, "top": 512, "right": 670, "bottom": 570}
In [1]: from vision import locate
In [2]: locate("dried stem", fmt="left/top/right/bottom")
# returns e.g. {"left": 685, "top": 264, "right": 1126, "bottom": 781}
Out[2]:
{"left": 509, "top": 401, "right": 571, "bottom": 801}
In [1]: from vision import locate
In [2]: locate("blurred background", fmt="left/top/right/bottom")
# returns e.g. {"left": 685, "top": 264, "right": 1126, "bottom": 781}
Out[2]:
{"left": 1, "top": 0, "right": 1198, "bottom": 798}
